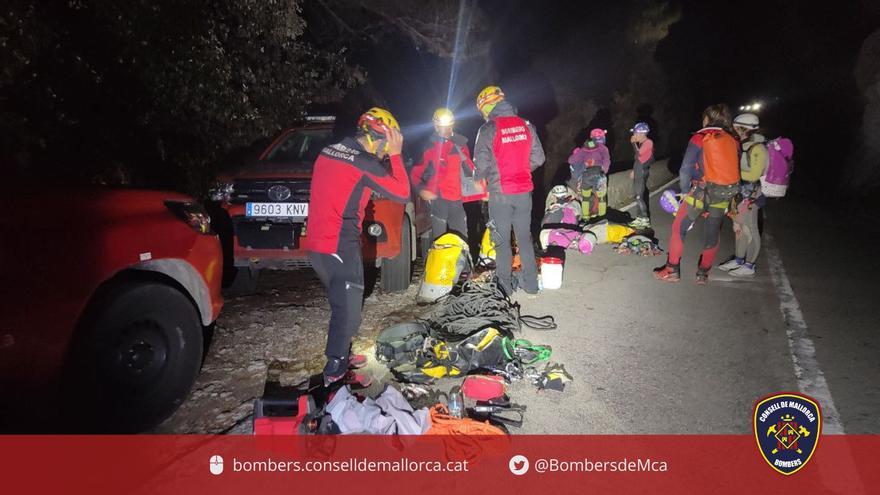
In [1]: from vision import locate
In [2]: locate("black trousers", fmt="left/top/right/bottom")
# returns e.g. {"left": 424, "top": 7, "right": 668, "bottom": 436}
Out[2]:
{"left": 488, "top": 192, "right": 539, "bottom": 294}
{"left": 428, "top": 197, "right": 467, "bottom": 239}
{"left": 308, "top": 244, "right": 364, "bottom": 366}
{"left": 464, "top": 201, "right": 486, "bottom": 262}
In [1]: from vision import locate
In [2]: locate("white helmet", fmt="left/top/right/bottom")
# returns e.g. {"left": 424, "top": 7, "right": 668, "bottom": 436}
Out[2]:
{"left": 733, "top": 113, "right": 760, "bottom": 130}
{"left": 551, "top": 185, "right": 569, "bottom": 199}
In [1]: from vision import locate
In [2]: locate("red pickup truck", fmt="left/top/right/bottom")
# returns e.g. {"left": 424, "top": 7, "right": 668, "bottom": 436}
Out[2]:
{"left": 210, "top": 117, "right": 429, "bottom": 294}
{"left": 0, "top": 187, "right": 224, "bottom": 432}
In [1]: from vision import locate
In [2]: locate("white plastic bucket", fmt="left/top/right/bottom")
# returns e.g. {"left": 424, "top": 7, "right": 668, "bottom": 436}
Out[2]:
{"left": 541, "top": 256, "right": 563, "bottom": 289}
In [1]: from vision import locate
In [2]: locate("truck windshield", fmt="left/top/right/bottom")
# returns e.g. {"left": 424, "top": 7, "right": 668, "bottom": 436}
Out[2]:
{"left": 263, "top": 129, "right": 335, "bottom": 166}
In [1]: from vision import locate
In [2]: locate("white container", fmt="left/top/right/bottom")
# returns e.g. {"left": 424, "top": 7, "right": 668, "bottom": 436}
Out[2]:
{"left": 541, "top": 257, "right": 563, "bottom": 289}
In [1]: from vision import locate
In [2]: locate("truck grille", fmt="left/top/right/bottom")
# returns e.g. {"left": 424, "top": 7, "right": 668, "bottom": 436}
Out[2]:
{"left": 231, "top": 179, "right": 311, "bottom": 204}
{"left": 233, "top": 218, "right": 302, "bottom": 250}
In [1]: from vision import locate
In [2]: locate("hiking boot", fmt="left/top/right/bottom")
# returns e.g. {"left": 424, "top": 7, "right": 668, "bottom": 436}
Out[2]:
{"left": 348, "top": 354, "right": 368, "bottom": 369}
{"left": 718, "top": 257, "right": 744, "bottom": 272}
{"left": 730, "top": 263, "right": 756, "bottom": 277}
{"left": 695, "top": 268, "right": 710, "bottom": 285}
{"left": 323, "top": 356, "right": 348, "bottom": 387}
{"left": 653, "top": 264, "right": 680, "bottom": 282}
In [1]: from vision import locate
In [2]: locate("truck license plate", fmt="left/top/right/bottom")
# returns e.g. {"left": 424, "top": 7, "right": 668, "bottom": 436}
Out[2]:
{"left": 245, "top": 203, "right": 308, "bottom": 217}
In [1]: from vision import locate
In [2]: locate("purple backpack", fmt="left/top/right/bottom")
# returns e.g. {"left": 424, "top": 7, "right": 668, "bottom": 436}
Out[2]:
{"left": 761, "top": 138, "right": 794, "bottom": 198}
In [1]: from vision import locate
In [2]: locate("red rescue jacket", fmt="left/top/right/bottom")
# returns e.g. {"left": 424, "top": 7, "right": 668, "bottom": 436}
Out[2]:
{"left": 492, "top": 115, "right": 534, "bottom": 194}
{"left": 410, "top": 135, "right": 479, "bottom": 201}
{"left": 305, "top": 137, "right": 410, "bottom": 255}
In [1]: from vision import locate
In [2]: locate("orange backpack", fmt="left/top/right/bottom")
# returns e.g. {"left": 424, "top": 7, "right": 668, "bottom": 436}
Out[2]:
{"left": 700, "top": 129, "right": 740, "bottom": 203}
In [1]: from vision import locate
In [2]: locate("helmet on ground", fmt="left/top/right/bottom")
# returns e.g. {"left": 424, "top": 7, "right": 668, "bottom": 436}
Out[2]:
{"left": 630, "top": 122, "right": 650, "bottom": 134}
{"left": 550, "top": 184, "right": 570, "bottom": 200}
{"left": 476, "top": 85, "right": 505, "bottom": 119}
{"left": 432, "top": 107, "right": 455, "bottom": 127}
{"left": 358, "top": 107, "right": 400, "bottom": 139}
{"left": 590, "top": 128, "right": 607, "bottom": 144}
{"left": 660, "top": 189, "right": 681, "bottom": 215}
{"left": 733, "top": 113, "right": 760, "bottom": 130}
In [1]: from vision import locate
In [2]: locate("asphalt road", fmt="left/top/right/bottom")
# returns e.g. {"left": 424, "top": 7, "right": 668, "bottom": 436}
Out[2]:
{"left": 490, "top": 190, "right": 880, "bottom": 435}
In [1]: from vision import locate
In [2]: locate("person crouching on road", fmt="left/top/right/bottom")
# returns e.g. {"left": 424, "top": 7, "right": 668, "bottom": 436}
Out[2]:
{"left": 654, "top": 104, "right": 739, "bottom": 285}
{"left": 718, "top": 113, "right": 768, "bottom": 277}
{"left": 629, "top": 122, "right": 654, "bottom": 229}
{"left": 305, "top": 107, "right": 410, "bottom": 386}
{"left": 567, "top": 129, "right": 611, "bottom": 221}
{"left": 410, "top": 107, "right": 485, "bottom": 241}
{"left": 473, "top": 85, "right": 546, "bottom": 296}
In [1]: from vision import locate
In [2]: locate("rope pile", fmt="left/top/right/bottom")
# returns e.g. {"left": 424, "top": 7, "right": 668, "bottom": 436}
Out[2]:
{"left": 424, "top": 280, "right": 556, "bottom": 342}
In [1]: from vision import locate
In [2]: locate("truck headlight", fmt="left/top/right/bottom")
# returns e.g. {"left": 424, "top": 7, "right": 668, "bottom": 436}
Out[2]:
{"left": 209, "top": 181, "right": 233, "bottom": 202}
{"left": 165, "top": 200, "right": 212, "bottom": 234}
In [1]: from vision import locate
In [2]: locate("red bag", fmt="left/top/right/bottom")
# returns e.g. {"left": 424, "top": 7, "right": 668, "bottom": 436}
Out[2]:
{"left": 461, "top": 375, "right": 506, "bottom": 402}
{"left": 701, "top": 129, "right": 740, "bottom": 186}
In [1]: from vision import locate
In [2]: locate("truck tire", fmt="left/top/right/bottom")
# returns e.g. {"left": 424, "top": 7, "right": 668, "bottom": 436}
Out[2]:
{"left": 67, "top": 282, "right": 204, "bottom": 432}
{"left": 380, "top": 215, "right": 412, "bottom": 293}
{"left": 226, "top": 266, "right": 260, "bottom": 296}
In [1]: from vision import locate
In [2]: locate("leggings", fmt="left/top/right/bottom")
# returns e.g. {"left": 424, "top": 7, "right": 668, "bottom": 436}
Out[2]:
{"left": 633, "top": 164, "right": 650, "bottom": 218}
{"left": 733, "top": 202, "right": 761, "bottom": 264}
{"left": 666, "top": 201, "right": 725, "bottom": 270}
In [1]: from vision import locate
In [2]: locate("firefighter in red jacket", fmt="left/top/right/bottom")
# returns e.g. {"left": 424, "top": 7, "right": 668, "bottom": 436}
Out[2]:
{"left": 306, "top": 107, "right": 410, "bottom": 386}
{"left": 473, "top": 86, "right": 546, "bottom": 296}
{"left": 410, "top": 107, "right": 484, "bottom": 240}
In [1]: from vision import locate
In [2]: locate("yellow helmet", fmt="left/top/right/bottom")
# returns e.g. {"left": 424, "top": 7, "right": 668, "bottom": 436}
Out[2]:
{"left": 476, "top": 85, "right": 505, "bottom": 118}
{"left": 358, "top": 107, "right": 400, "bottom": 138}
{"left": 432, "top": 107, "right": 455, "bottom": 127}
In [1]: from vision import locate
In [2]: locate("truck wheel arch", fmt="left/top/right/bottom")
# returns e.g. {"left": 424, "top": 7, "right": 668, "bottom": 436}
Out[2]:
{"left": 126, "top": 259, "right": 215, "bottom": 327}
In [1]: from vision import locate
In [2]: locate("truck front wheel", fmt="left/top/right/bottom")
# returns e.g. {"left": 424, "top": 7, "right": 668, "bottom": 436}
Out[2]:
{"left": 66, "top": 281, "right": 203, "bottom": 432}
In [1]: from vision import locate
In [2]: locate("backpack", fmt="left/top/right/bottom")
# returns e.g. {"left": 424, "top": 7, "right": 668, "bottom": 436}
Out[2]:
{"left": 700, "top": 129, "right": 740, "bottom": 203}
{"left": 761, "top": 137, "right": 794, "bottom": 198}
{"left": 418, "top": 232, "right": 472, "bottom": 303}
{"left": 541, "top": 201, "right": 581, "bottom": 227}
{"left": 376, "top": 322, "right": 429, "bottom": 368}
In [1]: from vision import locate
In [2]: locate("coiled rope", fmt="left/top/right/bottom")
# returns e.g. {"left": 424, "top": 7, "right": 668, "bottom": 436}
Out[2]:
{"left": 424, "top": 280, "right": 556, "bottom": 342}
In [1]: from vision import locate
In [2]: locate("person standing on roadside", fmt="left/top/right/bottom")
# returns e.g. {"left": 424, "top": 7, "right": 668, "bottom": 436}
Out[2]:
{"left": 567, "top": 128, "right": 611, "bottom": 221}
{"left": 653, "top": 104, "right": 739, "bottom": 285}
{"left": 473, "top": 86, "right": 545, "bottom": 296}
{"left": 306, "top": 107, "right": 410, "bottom": 386}
{"left": 410, "top": 107, "right": 484, "bottom": 240}
{"left": 718, "top": 113, "right": 768, "bottom": 277}
{"left": 629, "top": 122, "right": 654, "bottom": 229}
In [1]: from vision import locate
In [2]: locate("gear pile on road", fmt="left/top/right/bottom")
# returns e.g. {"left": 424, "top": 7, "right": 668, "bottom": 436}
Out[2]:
{"left": 250, "top": 249, "right": 566, "bottom": 436}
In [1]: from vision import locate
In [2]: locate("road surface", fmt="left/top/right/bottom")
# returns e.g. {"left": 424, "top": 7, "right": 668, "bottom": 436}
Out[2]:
{"left": 460, "top": 189, "right": 880, "bottom": 434}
